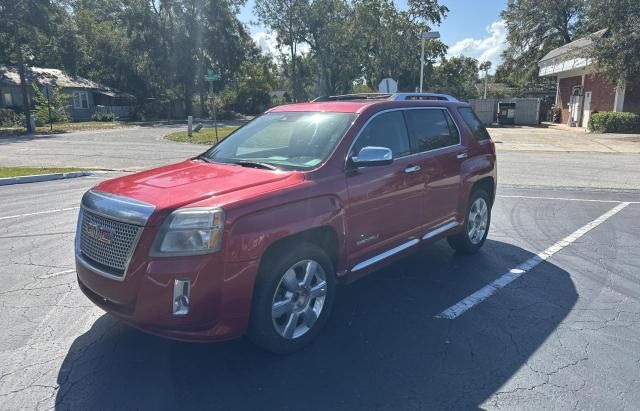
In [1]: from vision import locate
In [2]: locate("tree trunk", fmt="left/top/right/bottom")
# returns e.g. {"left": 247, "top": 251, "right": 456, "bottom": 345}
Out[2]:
{"left": 16, "top": 46, "right": 34, "bottom": 132}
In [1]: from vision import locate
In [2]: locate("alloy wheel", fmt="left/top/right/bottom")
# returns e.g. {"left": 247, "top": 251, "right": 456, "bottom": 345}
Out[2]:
{"left": 271, "top": 260, "right": 328, "bottom": 339}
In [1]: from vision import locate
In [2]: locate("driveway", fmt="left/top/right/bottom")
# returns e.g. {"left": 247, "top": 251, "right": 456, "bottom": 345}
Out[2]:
{"left": 0, "top": 125, "right": 205, "bottom": 170}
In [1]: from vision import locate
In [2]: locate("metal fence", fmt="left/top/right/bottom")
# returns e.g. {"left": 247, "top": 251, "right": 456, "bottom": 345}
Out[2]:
{"left": 469, "top": 98, "right": 541, "bottom": 126}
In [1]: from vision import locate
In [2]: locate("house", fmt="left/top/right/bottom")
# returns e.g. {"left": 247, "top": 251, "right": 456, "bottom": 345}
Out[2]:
{"left": 0, "top": 65, "right": 134, "bottom": 121}
{"left": 538, "top": 29, "right": 640, "bottom": 128}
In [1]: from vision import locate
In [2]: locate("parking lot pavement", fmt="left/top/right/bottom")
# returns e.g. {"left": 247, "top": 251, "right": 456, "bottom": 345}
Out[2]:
{"left": 1, "top": 176, "right": 640, "bottom": 410}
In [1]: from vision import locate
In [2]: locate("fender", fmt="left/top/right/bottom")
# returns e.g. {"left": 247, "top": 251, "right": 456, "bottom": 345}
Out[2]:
{"left": 457, "top": 153, "right": 496, "bottom": 220}
{"left": 223, "top": 194, "right": 347, "bottom": 270}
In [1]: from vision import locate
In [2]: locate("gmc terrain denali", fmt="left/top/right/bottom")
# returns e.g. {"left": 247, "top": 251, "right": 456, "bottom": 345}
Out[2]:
{"left": 75, "top": 93, "right": 496, "bottom": 353}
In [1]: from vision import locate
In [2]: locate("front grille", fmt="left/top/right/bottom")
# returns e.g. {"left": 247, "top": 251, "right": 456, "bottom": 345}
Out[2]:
{"left": 79, "top": 209, "right": 143, "bottom": 276}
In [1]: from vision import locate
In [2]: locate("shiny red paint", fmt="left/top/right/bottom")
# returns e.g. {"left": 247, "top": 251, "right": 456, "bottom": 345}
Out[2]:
{"left": 76, "top": 99, "right": 497, "bottom": 342}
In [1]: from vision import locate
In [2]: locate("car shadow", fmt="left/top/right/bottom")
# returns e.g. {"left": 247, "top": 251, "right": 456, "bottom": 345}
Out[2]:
{"left": 54, "top": 239, "right": 577, "bottom": 410}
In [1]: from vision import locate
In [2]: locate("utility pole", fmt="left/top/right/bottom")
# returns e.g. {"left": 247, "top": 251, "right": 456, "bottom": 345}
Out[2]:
{"left": 16, "top": 44, "right": 35, "bottom": 132}
{"left": 419, "top": 31, "right": 440, "bottom": 93}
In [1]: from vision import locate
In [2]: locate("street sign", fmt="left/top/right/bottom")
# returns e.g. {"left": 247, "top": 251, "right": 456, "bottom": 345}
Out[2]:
{"left": 204, "top": 69, "right": 220, "bottom": 81}
{"left": 378, "top": 77, "right": 398, "bottom": 93}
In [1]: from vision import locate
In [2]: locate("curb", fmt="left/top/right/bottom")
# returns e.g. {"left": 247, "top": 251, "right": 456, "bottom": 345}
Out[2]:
{"left": 0, "top": 171, "right": 91, "bottom": 186}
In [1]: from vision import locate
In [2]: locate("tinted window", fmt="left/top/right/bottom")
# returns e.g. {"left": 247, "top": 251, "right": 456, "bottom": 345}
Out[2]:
{"left": 458, "top": 107, "right": 491, "bottom": 141}
{"left": 353, "top": 111, "right": 411, "bottom": 158}
{"left": 404, "top": 109, "right": 459, "bottom": 152}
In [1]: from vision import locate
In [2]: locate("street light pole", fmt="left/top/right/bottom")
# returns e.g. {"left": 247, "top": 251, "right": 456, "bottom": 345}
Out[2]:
{"left": 419, "top": 31, "right": 440, "bottom": 93}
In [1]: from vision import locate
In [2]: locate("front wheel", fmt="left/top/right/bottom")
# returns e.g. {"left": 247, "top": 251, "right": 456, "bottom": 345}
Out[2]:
{"left": 248, "top": 243, "right": 336, "bottom": 354}
{"left": 447, "top": 189, "right": 491, "bottom": 254}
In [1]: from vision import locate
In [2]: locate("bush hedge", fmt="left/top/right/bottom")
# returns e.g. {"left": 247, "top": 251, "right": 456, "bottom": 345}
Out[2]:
{"left": 91, "top": 111, "right": 116, "bottom": 121}
{"left": 588, "top": 112, "right": 640, "bottom": 133}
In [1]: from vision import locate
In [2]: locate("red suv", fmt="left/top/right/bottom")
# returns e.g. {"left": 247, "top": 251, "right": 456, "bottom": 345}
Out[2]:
{"left": 75, "top": 94, "right": 496, "bottom": 353}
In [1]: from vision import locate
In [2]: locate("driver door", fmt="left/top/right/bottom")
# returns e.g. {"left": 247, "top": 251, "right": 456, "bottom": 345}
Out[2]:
{"left": 345, "top": 110, "right": 428, "bottom": 271}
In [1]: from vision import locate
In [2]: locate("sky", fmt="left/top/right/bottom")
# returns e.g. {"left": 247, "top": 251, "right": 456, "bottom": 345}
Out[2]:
{"left": 239, "top": 0, "right": 508, "bottom": 72}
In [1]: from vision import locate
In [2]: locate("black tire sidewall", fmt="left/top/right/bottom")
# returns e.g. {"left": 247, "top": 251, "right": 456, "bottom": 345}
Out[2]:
{"left": 248, "top": 243, "right": 336, "bottom": 354}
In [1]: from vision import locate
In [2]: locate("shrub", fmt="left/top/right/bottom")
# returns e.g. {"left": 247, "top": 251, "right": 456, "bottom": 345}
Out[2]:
{"left": 91, "top": 111, "right": 116, "bottom": 121}
{"left": 588, "top": 112, "right": 640, "bottom": 133}
{"left": 0, "top": 108, "right": 25, "bottom": 128}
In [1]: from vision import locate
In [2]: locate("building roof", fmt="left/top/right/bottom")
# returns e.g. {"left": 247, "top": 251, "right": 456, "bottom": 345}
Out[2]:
{"left": 0, "top": 65, "right": 134, "bottom": 98}
{"left": 539, "top": 29, "right": 608, "bottom": 63}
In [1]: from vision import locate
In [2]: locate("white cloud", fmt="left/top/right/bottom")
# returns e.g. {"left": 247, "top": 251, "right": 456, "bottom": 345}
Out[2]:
{"left": 447, "top": 20, "right": 507, "bottom": 73}
{"left": 251, "top": 31, "right": 310, "bottom": 57}
{"left": 252, "top": 31, "right": 280, "bottom": 56}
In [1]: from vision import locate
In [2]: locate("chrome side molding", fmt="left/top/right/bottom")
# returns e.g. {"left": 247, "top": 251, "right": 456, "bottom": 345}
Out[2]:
{"left": 81, "top": 190, "right": 155, "bottom": 226}
{"left": 422, "top": 220, "right": 459, "bottom": 240}
{"left": 351, "top": 239, "right": 420, "bottom": 272}
{"left": 350, "top": 220, "right": 460, "bottom": 272}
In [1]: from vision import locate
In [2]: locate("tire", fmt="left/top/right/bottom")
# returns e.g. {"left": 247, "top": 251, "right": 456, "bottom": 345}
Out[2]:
{"left": 447, "top": 189, "right": 491, "bottom": 254}
{"left": 248, "top": 243, "right": 336, "bottom": 354}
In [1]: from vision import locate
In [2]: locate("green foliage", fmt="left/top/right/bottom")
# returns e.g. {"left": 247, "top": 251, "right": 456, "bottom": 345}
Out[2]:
{"left": 91, "top": 111, "right": 116, "bottom": 122}
{"left": 500, "top": 0, "right": 586, "bottom": 88}
{"left": 0, "top": 109, "right": 25, "bottom": 128}
{"left": 31, "top": 84, "right": 70, "bottom": 126}
{"left": 586, "top": 1, "right": 640, "bottom": 83}
{"left": 588, "top": 112, "right": 640, "bottom": 133}
{"left": 431, "top": 56, "right": 480, "bottom": 100}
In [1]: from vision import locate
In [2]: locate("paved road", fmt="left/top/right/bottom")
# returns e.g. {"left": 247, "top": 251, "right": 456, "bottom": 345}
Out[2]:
{"left": 2, "top": 126, "right": 640, "bottom": 190}
{"left": 1, "top": 175, "right": 640, "bottom": 409}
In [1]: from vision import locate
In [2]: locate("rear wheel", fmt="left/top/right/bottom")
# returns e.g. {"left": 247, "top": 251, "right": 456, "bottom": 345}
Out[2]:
{"left": 248, "top": 243, "right": 336, "bottom": 354}
{"left": 447, "top": 189, "right": 491, "bottom": 254}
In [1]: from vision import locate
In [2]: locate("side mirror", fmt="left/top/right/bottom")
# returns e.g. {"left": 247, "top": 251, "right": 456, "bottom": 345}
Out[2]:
{"left": 351, "top": 146, "right": 393, "bottom": 167}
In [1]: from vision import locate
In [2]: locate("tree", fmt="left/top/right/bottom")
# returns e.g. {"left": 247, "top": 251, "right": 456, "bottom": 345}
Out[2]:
{"left": 586, "top": 0, "right": 640, "bottom": 84}
{"left": 431, "top": 56, "right": 479, "bottom": 100}
{"left": 255, "top": 0, "right": 309, "bottom": 101}
{"left": 0, "top": 0, "right": 56, "bottom": 131}
{"left": 500, "top": 0, "right": 586, "bottom": 88}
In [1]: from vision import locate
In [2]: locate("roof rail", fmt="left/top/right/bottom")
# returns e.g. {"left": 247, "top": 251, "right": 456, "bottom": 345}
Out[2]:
{"left": 390, "top": 93, "right": 458, "bottom": 102}
{"left": 311, "top": 92, "right": 457, "bottom": 102}
{"left": 311, "top": 93, "right": 391, "bottom": 102}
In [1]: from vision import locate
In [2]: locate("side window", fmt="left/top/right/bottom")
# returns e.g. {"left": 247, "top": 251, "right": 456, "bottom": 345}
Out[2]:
{"left": 404, "top": 109, "right": 459, "bottom": 153}
{"left": 458, "top": 107, "right": 491, "bottom": 141}
{"left": 352, "top": 111, "right": 411, "bottom": 158}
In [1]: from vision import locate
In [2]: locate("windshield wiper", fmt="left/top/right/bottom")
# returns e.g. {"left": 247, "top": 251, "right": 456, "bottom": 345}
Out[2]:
{"left": 232, "top": 160, "right": 280, "bottom": 171}
{"left": 195, "top": 154, "right": 213, "bottom": 163}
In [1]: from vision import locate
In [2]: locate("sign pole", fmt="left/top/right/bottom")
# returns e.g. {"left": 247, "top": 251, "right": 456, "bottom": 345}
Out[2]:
{"left": 209, "top": 80, "right": 218, "bottom": 144}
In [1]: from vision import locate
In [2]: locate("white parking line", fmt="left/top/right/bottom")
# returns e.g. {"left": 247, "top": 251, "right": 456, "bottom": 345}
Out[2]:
{"left": 435, "top": 201, "right": 631, "bottom": 320}
{"left": 497, "top": 194, "right": 640, "bottom": 204}
{"left": 40, "top": 268, "right": 76, "bottom": 279}
{"left": 0, "top": 206, "right": 79, "bottom": 221}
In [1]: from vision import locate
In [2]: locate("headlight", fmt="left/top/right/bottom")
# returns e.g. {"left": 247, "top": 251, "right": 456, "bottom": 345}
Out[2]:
{"left": 152, "top": 207, "right": 225, "bottom": 256}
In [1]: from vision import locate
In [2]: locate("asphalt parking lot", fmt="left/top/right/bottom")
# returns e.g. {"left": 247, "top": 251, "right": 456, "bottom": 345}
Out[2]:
{"left": 1, "top": 173, "right": 639, "bottom": 410}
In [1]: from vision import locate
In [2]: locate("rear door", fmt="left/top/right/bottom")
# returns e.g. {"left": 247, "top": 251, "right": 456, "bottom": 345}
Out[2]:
{"left": 345, "top": 110, "right": 428, "bottom": 270}
{"left": 403, "top": 108, "right": 463, "bottom": 229}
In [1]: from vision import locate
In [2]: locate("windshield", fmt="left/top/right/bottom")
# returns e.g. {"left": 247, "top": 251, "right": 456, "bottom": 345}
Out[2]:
{"left": 202, "top": 112, "right": 356, "bottom": 170}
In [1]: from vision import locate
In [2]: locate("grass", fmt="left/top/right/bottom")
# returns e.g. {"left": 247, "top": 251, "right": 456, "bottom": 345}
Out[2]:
{"left": 0, "top": 121, "right": 129, "bottom": 135}
{"left": 0, "top": 167, "right": 86, "bottom": 178}
{"left": 165, "top": 127, "right": 238, "bottom": 145}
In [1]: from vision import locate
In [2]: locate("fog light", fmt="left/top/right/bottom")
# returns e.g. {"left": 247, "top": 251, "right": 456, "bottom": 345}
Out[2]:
{"left": 173, "top": 279, "right": 190, "bottom": 315}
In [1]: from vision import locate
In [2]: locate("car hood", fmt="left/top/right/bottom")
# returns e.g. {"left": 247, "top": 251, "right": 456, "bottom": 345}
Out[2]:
{"left": 93, "top": 160, "right": 300, "bottom": 221}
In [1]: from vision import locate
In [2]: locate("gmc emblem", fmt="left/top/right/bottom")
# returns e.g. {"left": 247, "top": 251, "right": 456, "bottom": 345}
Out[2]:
{"left": 86, "top": 222, "right": 113, "bottom": 244}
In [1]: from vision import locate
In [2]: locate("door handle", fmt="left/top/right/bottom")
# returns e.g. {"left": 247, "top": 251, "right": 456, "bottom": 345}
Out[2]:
{"left": 456, "top": 152, "right": 468, "bottom": 160}
{"left": 404, "top": 165, "right": 421, "bottom": 173}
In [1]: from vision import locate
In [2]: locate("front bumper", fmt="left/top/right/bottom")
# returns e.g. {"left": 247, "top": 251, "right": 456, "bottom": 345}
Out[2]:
{"left": 76, "top": 235, "right": 260, "bottom": 342}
